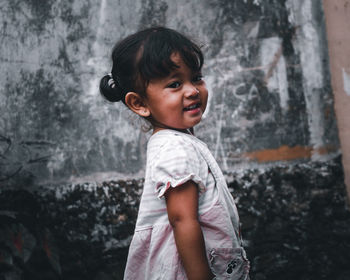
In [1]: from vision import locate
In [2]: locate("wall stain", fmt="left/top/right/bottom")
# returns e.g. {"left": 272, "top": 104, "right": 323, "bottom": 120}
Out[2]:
{"left": 139, "top": 0, "right": 168, "bottom": 28}
{"left": 244, "top": 144, "right": 338, "bottom": 162}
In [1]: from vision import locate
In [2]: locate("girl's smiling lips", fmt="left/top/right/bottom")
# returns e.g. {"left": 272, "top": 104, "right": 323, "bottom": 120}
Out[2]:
{"left": 183, "top": 101, "right": 201, "bottom": 112}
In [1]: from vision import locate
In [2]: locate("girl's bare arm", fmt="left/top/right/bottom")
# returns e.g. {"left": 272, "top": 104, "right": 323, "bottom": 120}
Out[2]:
{"left": 165, "top": 181, "right": 215, "bottom": 280}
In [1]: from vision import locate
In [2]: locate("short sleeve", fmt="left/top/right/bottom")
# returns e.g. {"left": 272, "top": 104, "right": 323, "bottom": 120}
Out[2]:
{"left": 151, "top": 135, "right": 206, "bottom": 199}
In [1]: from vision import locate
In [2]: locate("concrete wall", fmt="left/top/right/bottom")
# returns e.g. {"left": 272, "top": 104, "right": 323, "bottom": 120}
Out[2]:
{"left": 0, "top": 0, "right": 340, "bottom": 186}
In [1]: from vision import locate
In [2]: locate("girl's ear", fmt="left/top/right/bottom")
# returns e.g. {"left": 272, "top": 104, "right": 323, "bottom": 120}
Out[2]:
{"left": 125, "top": 92, "right": 151, "bottom": 117}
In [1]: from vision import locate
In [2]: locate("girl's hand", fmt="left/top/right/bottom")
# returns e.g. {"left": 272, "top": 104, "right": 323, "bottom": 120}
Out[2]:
{"left": 165, "top": 180, "right": 215, "bottom": 280}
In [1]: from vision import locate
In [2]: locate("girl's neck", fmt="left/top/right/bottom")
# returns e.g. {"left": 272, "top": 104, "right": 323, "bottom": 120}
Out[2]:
{"left": 152, "top": 126, "right": 194, "bottom": 136}
{"left": 149, "top": 117, "right": 195, "bottom": 135}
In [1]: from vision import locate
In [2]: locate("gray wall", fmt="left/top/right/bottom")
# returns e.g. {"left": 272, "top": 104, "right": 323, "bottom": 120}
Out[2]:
{"left": 0, "top": 0, "right": 339, "bottom": 186}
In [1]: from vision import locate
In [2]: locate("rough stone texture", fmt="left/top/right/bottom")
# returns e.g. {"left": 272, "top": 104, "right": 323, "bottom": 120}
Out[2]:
{"left": 1, "top": 157, "right": 349, "bottom": 280}
{"left": 0, "top": 0, "right": 340, "bottom": 185}
{"left": 230, "top": 157, "right": 350, "bottom": 280}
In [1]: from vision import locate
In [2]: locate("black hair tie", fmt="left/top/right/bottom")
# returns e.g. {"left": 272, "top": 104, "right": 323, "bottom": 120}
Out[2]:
{"left": 99, "top": 74, "right": 123, "bottom": 102}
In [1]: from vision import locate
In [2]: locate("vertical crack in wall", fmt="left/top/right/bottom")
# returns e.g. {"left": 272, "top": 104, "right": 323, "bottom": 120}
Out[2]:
{"left": 86, "top": 0, "right": 107, "bottom": 108}
{"left": 214, "top": 83, "right": 228, "bottom": 170}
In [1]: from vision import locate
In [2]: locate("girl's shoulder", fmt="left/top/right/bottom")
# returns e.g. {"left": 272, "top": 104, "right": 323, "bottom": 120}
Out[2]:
{"left": 148, "top": 129, "right": 205, "bottom": 148}
{"left": 147, "top": 129, "right": 202, "bottom": 162}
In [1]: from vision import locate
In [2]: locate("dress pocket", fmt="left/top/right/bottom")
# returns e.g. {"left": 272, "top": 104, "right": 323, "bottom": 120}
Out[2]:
{"left": 208, "top": 247, "right": 250, "bottom": 280}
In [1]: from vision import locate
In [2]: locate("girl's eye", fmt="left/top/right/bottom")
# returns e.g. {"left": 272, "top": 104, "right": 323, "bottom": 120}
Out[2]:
{"left": 193, "top": 75, "right": 203, "bottom": 82}
{"left": 168, "top": 81, "right": 181, "bottom": 88}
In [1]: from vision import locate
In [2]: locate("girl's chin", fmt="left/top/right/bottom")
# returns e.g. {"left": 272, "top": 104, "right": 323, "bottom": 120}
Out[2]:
{"left": 186, "top": 118, "right": 202, "bottom": 128}
{"left": 153, "top": 115, "right": 203, "bottom": 131}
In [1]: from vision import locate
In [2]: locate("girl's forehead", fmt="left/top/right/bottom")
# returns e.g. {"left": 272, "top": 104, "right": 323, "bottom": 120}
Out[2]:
{"left": 169, "top": 61, "right": 194, "bottom": 77}
{"left": 169, "top": 53, "right": 197, "bottom": 73}
{"left": 141, "top": 50, "right": 201, "bottom": 86}
{"left": 149, "top": 62, "right": 190, "bottom": 84}
{"left": 170, "top": 52, "right": 181, "bottom": 63}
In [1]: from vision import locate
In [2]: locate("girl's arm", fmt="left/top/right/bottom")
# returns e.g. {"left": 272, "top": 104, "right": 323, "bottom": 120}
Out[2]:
{"left": 165, "top": 181, "right": 215, "bottom": 280}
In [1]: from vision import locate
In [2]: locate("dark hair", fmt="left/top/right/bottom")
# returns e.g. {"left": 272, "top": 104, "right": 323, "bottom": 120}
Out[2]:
{"left": 99, "top": 26, "right": 204, "bottom": 103}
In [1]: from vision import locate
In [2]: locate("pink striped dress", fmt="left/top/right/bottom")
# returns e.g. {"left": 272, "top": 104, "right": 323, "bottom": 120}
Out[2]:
{"left": 123, "top": 129, "right": 249, "bottom": 280}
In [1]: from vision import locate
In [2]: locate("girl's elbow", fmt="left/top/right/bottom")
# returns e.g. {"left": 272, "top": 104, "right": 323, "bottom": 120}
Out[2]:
{"left": 168, "top": 215, "right": 199, "bottom": 229}
{"left": 168, "top": 215, "right": 182, "bottom": 228}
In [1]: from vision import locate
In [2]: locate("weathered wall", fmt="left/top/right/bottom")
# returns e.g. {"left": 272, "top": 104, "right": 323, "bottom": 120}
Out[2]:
{"left": 0, "top": 0, "right": 340, "bottom": 186}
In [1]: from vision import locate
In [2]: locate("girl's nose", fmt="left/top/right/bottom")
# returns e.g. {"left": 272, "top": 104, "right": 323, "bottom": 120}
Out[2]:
{"left": 185, "top": 84, "right": 199, "bottom": 98}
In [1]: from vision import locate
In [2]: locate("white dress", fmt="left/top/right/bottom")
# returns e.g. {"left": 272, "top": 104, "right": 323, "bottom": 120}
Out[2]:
{"left": 123, "top": 129, "right": 249, "bottom": 280}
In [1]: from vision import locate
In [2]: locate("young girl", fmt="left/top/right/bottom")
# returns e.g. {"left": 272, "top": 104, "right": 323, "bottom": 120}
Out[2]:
{"left": 99, "top": 27, "right": 250, "bottom": 280}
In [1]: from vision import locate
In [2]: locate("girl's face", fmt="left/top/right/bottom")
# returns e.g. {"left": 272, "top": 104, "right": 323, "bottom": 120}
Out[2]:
{"left": 144, "top": 52, "right": 208, "bottom": 132}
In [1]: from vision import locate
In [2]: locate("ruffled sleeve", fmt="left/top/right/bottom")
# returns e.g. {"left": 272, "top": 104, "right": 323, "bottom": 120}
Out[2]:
{"left": 150, "top": 135, "right": 206, "bottom": 199}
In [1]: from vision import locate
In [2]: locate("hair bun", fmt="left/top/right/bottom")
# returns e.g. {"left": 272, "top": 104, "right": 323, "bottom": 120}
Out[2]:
{"left": 99, "top": 74, "right": 124, "bottom": 102}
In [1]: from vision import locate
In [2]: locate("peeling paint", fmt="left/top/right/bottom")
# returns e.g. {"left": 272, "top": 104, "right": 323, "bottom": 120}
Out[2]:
{"left": 260, "top": 37, "right": 289, "bottom": 109}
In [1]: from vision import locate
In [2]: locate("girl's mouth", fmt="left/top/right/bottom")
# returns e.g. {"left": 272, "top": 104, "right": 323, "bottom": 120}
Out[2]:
{"left": 183, "top": 103, "right": 201, "bottom": 111}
